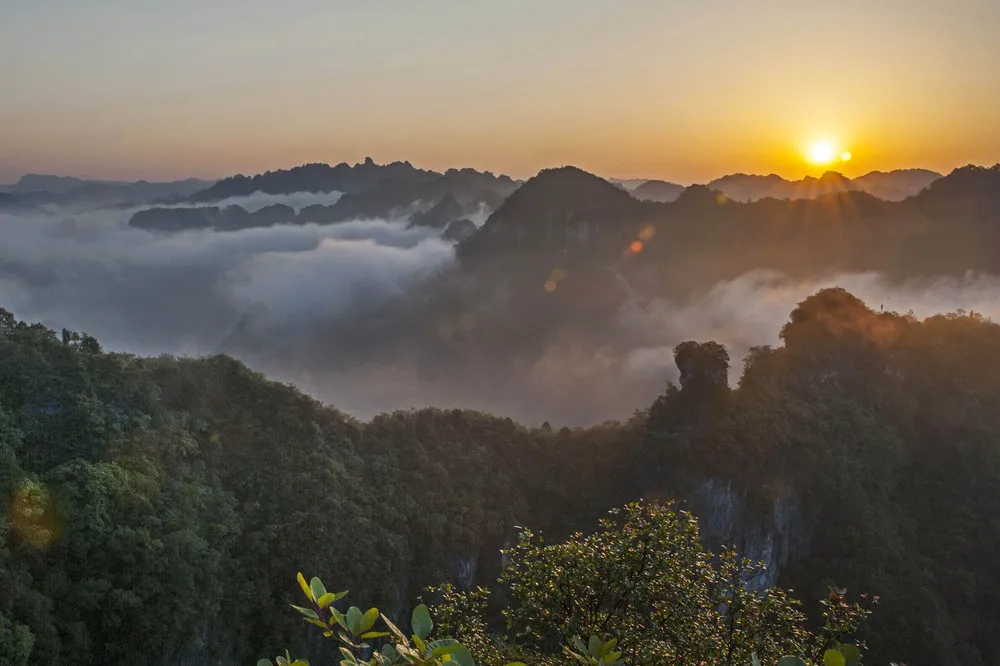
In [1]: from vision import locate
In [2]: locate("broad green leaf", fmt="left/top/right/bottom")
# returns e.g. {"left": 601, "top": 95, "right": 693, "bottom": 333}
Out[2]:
{"left": 361, "top": 631, "right": 390, "bottom": 639}
{"left": 752, "top": 654, "right": 762, "bottom": 666}
{"left": 413, "top": 634, "right": 427, "bottom": 656}
{"left": 346, "top": 606, "right": 364, "bottom": 635}
{"left": 380, "top": 644, "right": 400, "bottom": 665}
{"left": 824, "top": 649, "right": 846, "bottom": 666}
{"left": 306, "top": 618, "right": 328, "bottom": 629}
{"left": 588, "top": 635, "right": 602, "bottom": 658}
{"left": 450, "top": 646, "right": 475, "bottom": 666}
{"left": 411, "top": 603, "right": 433, "bottom": 640}
{"left": 330, "top": 607, "right": 346, "bottom": 629}
{"left": 361, "top": 607, "right": 379, "bottom": 634}
{"left": 291, "top": 604, "right": 319, "bottom": 620}
{"left": 258, "top": 660, "right": 272, "bottom": 666}
{"left": 297, "top": 572, "right": 313, "bottom": 602}
{"left": 310, "top": 577, "right": 327, "bottom": 603}
{"left": 426, "top": 638, "right": 461, "bottom": 657}
{"left": 277, "top": 657, "right": 288, "bottom": 666}
{"left": 837, "top": 644, "right": 861, "bottom": 666}
{"left": 339, "top": 647, "right": 358, "bottom": 665}
{"left": 318, "top": 592, "right": 337, "bottom": 609}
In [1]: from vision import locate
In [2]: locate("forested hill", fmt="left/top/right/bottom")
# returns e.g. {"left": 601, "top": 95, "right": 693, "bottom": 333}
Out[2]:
{"left": 3, "top": 289, "right": 1000, "bottom": 666}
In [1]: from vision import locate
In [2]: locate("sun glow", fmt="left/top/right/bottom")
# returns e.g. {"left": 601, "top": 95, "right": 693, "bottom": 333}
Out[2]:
{"left": 804, "top": 139, "right": 853, "bottom": 166}
{"left": 808, "top": 141, "right": 837, "bottom": 165}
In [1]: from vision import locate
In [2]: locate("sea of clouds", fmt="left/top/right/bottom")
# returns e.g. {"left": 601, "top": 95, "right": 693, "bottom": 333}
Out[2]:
{"left": 4, "top": 195, "right": 1000, "bottom": 424}
{"left": 0, "top": 194, "right": 455, "bottom": 356}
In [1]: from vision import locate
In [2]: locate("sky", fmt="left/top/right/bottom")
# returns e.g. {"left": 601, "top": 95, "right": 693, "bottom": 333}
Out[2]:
{"left": 3, "top": 0, "right": 999, "bottom": 184}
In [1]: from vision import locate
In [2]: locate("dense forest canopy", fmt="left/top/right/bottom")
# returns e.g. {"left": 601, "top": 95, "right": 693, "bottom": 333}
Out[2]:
{"left": 2, "top": 287, "right": 999, "bottom": 665}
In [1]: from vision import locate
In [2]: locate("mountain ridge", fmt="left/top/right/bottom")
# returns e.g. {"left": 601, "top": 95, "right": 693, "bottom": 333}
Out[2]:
{"left": 0, "top": 174, "right": 216, "bottom": 208}
{"left": 705, "top": 168, "right": 941, "bottom": 202}
{"left": 187, "top": 158, "right": 441, "bottom": 202}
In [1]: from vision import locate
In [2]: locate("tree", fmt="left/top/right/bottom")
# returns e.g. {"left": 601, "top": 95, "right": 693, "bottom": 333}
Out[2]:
{"left": 673, "top": 341, "right": 731, "bottom": 394}
{"left": 431, "top": 502, "right": 869, "bottom": 666}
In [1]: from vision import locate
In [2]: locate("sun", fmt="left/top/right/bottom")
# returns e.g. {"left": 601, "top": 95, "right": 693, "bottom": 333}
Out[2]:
{"left": 808, "top": 141, "right": 837, "bottom": 165}
{"left": 805, "top": 140, "right": 853, "bottom": 166}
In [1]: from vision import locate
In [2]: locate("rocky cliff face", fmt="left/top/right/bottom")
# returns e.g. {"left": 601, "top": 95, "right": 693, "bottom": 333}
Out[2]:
{"left": 688, "top": 478, "right": 810, "bottom": 589}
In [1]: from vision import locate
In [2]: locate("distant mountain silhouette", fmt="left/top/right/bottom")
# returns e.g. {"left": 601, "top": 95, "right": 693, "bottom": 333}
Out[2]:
{"left": 0, "top": 192, "right": 20, "bottom": 209}
{"left": 703, "top": 173, "right": 789, "bottom": 201}
{"left": 608, "top": 178, "right": 651, "bottom": 191}
{"left": 14, "top": 174, "right": 110, "bottom": 193}
{"left": 632, "top": 179, "right": 685, "bottom": 203}
{"left": 129, "top": 165, "right": 519, "bottom": 232}
{"left": 912, "top": 164, "right": 1000, "bottom": 203}
{"left": 458, "top": 166, "right": 649, "bottom": 261}
{"left": 454, "top": 163, "right": 998, "bottom": 294}
{"left": 706, "top": 169, "right": 941, "bottom": 202}
{"left": 908, "top": 164, "right": 1000, "bottom": 259}
{"left": 5, "top": 174, "right": 214, "bottom": 207}
{"left": 187, "top": 158, "right": 439, "bottom": 202}
{"left": 853, "top": 168, "right": 941, "bottom": 201}
{"left": 409, "top": 193, "right": 464, "bottom": 229}
{"left": 218, "top": 161, "right": 999, "bottom": 430}
{"left": 130, "top": 162, "right": 520, "bottom": 232}
{"left": 707, "top": 171, "right": 858, "bottom": 201}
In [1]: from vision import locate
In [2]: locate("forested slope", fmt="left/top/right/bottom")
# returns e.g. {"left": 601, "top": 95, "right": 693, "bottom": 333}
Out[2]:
{"left": 2, "top": 289, "right": 999, "bottom": 666}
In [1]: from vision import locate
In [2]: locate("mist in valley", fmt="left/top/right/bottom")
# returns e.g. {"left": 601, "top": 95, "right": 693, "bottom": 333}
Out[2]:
{"left": 4, "top": 197, "right": 1000, "bottom": 425}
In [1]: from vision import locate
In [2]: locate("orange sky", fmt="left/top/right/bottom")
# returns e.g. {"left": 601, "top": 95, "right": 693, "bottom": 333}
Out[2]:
{"left": 3, "top": 0, "right": 999, "bottom": 184}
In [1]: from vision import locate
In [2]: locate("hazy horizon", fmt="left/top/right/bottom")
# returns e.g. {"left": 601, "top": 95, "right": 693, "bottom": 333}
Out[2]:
{"left": 5, "top": 0, "right": 999, "bottom": 185}
{"left": 0, "top": 158, "right": 962, "bottom": 189}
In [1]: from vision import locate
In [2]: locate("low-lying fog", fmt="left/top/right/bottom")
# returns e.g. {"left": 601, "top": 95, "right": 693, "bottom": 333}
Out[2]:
{"left": 4, "top": 196, "right": 1000, "bottom": 425}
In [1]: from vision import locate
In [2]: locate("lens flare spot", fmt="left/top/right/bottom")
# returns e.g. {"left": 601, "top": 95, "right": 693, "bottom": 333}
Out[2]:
{"left": 544, "top": 280, "right": 558, "bottom": 293}
{"left": 9, "top": 482, "right": 64, "bottom": 549}
{"left": 840, "top": 151, "right": 852, "bottom": 161}
{"left": 629, "top": 241, "right": 644, "bottom": 254}
{"left": 638, "top": 225, "right": 656, "bottom": 241}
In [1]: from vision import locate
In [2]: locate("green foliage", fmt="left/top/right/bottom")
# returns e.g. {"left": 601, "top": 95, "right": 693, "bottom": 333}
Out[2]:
{"left": 264, "top": 574, "right": 478, "bottom": 666}
{"left": 2, "top": 292, "right": 999, "bottom": 666}
{"left": 563, "top": 635, "right": 622, "bottom": 666}
{"left": 431, "top": 502, "right": 868, "bottom": 666}
{"left": 643, "top": 291, "right": 1000, "bottom": 666}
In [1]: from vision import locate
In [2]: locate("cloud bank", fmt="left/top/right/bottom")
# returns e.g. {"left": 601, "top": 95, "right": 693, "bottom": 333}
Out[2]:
{"left": 0, "top": 200, "right": 453, "bottom": 356}
{"left": 3, "top": 200, "right": 1000, "bottom": 425}
{"left": 162, "top": 190, "right": 345, "bottom": 213}
{"left": 620, "top": 269, "right": 1000, "bottom": 387}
